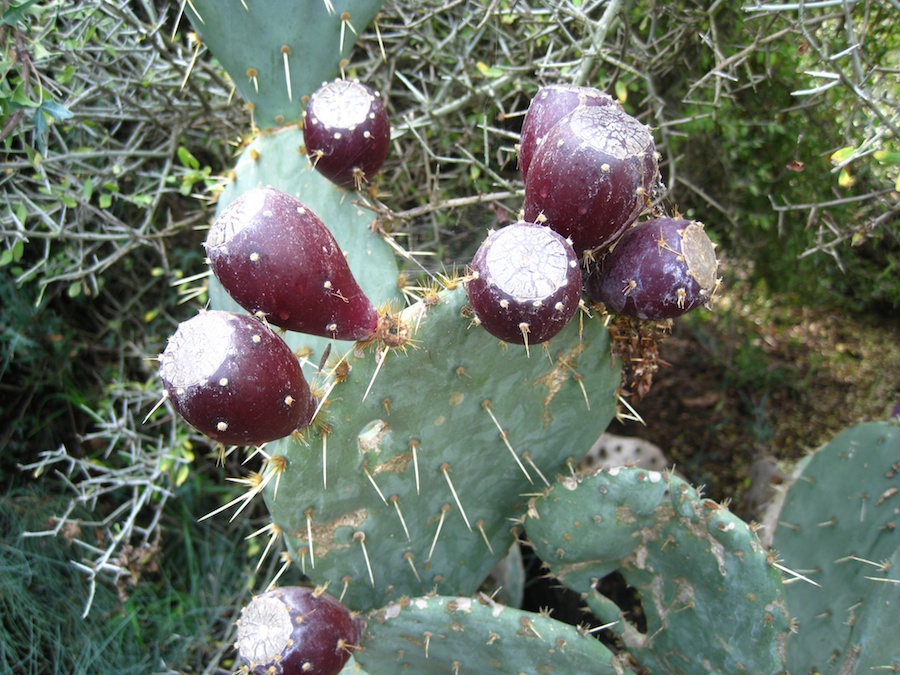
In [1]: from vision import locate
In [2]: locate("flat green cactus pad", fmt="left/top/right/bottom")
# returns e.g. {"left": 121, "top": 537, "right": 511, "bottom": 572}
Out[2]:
{"left": 264, "top": 286, "right": 620, "bottom": 612}
{"left": 773, "top": 421, "right": 900, "bottom": 674}
{"left": 185, "top": 0, "right": 386, "bottom": 129}
{"left": 526, "top": 467, "right": 790, "bottom": 674}
{"left": 357, "top": 594, "right": 619, "bottom": 674}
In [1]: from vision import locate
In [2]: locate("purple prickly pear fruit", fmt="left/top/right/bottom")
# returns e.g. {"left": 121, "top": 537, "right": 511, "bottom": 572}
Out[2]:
{"left": 518, "top": 83, "right": 617, "bottom": 182}
{"left": 205, "top": 186, "right": 379, "bottom": 341}
{"left": 159, "top": 310, "right": 315, "bottom": 446}
{"left": 236, "top": 585, "right": 362, "bottom": 675}
{"left": 523, "top": 105, "right": 659, "bottom": 259}
{"left": 465, "top": 221, "right": 582, "bottom": 346}
{"left": 585, "top": 217, "right": 719, "bottom": 320}
{"left": 302, "top": 79, "right": 391, "bottom": 190}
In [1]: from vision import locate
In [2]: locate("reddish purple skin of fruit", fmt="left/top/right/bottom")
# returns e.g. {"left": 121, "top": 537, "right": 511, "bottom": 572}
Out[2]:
{"left": 523, "top": 105, "right": 658, "bottom": 258}
{"left": 159, "top": 310, "right": 315, "bottom": 446}
{"left": 205, "top": 186, "right": 378, "bottom": 340}
{"left": 465, "top": 221, "right": 582, "bottom": 345}
{"left": 518, "top": 84, "right": 616, "bottom": 182}
{"left": 303, "top": 79, "right": 391, "bottom": 190}
{"left": 585, "top": 217, "right": 719, "bottom": 320}
{"left": 236, "top": 586, "right": 363, "bottom": 675}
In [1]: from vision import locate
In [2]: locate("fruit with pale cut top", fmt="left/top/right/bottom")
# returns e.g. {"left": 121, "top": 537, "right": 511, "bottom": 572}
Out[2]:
{"left": 523, "top": 105, "right": 658, "bottom": 258}
{"left": 205, "top": 186, "right": 379, "bottom": 341}
{"left": 518, "top": 83, "right": 617, "bottom": 182}
{"left": 236, "top": 585, "right": 362, "bottom": 675}
{"left": 303, "top": 79, "right": 391, "bottom": 190}
{"left": 586, "top": 217, "right": 719, "bottom": 320}
{"left": 465, "top": 221, "right": 581, "bottom": 346}
{"left": 159, "top": 310, "right": 315, "bottom": 446}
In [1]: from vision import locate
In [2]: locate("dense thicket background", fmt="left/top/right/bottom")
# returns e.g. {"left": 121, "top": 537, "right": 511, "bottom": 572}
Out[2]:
{"left": 1, "top": 1, "right": 897, "bottom": 672}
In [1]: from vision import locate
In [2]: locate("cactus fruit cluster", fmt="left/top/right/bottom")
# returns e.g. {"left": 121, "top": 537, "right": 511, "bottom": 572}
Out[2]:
{"left": 156, "top": 3, "right": 897, "bottom": 673}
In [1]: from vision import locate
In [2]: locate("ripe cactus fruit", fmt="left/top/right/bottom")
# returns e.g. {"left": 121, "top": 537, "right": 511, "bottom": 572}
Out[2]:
{"left": 586, "top": 217, "right": 719, "bottom": 320}
{"left": 465, "top": 221, "right": 582, "bottom": 346}
{"left": 523, "top": 105, "right": 659, "bottom": 258}
{"left": 356, "top": 593, "right": 620, "bottom": 674}
{"left": 518, "top": 83, "right": 617, "bottom": 181}
{"left": 205, "top": 186, "right": 379, "bottom": 341}
{"left": 159, "top": 310, "right": 315, "bottom": 446}
{"left": 303, "top": 79, "right": 391, "bottom": 190}
{"left": 525, "top": 467, "right": 790, "bottom": 674}
{"left": 236, "top": 585, "right": 362, "bottom": 675}
{"left": 772, "top": 421, "right": 900, "bottom": 675}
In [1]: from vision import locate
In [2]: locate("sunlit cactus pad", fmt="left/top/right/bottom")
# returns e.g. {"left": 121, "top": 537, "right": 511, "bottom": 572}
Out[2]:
{"left": 264, "top": 285, "right": 620, "bottom": 612}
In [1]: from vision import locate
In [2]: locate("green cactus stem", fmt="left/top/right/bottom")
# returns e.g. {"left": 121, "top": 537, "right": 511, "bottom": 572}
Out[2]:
{"left": 356, "top": 593, "right": 621, "bottom": 674}
{"left": 772, "top": 421, "right": 900, "bottom": 674}
{"left": 263, "top": 284, "right": 620, "bottom": 612}
{"left": 526, "top": 466, "right": 790, "bottom": 674}
{"left": 184, "top": 0, "right": 386, "bottom": 130}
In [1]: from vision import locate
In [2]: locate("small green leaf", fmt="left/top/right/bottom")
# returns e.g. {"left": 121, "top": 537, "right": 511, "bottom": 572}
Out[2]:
{"left": 40, "top": 99, "right": 74, "bottom": 121}
{"left": 475, "top": 61, "right": 504, "bottom": 78}
{"left": 175, "top": 463, "right": 190, "bottom": 488}
{"left": 1, "top": 0, "right": 43, "bottom": 27}
{"left": 67, "top": 281, "right": 82, "bottom": 298}
{"left": 830, "top": 146, "right": 855, "bottom": 164}
{"left": 99, "top": 192, "right": 113, "bottom": 209}
{"left": 873, "top": 150, "right": 900, "bottom": 165}
{"left": 838, "top": 167, "right": 855, "bottom": 188}
{"left": 82, "top": 178, "right": 93, "bottom": 202}
{"left": 177, "top": 146, "right": 200, "bottom": 170}
{"left": 614, "top": 80, "right": 628, "bottom": 104}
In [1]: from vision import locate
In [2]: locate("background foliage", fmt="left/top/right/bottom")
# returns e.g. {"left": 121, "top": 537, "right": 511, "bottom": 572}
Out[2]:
{"left": 1, "top": 0, "right": 897, "bottom": 672}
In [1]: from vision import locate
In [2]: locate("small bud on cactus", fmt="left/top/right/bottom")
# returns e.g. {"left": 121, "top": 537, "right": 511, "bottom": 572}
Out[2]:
{"left": 523, "top": 105, "right": 659, "bottom": 258}
{"left": 159, "top": 310, "right": 315, "bottom": 445}
{"left": 303, "top": 79, "right": 391, "bottom": 190}
{"left": 586, "top": 217, "right": 719, "bottom": 320}
{"left": 518, "top": 83, "right": 617, "bottom": 182}
{"left": 465, "top": 221, "right": 582, "bottom": 346}
{"left": 236, "top": 585, "right": 362, "bottom": 675}
{"left": 205, "top": 186, "right": 379, "bottom": 341}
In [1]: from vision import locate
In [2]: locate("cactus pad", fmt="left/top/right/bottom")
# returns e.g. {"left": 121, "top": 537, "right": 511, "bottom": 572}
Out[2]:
{"left": 526, "top": 466, "right": 790, "bottom": 674}
{"left": 357, "top": 593, "right": 619, "bottom": 674}
{"left": 773, "top": 421, "right": 900, "bottom": 674}
{"left": 264, "top": 285, "right": 620, "bottom": 612}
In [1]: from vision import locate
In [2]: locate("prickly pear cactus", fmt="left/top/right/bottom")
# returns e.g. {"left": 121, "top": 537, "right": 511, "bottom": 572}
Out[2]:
{"left": 268, "top": 286, "right": 619, "bottom": 611}
{"left": 773, "top": 421, "right": 900, "bottom": 674}
{"left": 525, "top": 466, "right": 791, "bottom": 674}
{"left": 356, "top": 593, "right": 621, "bottom": 674}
